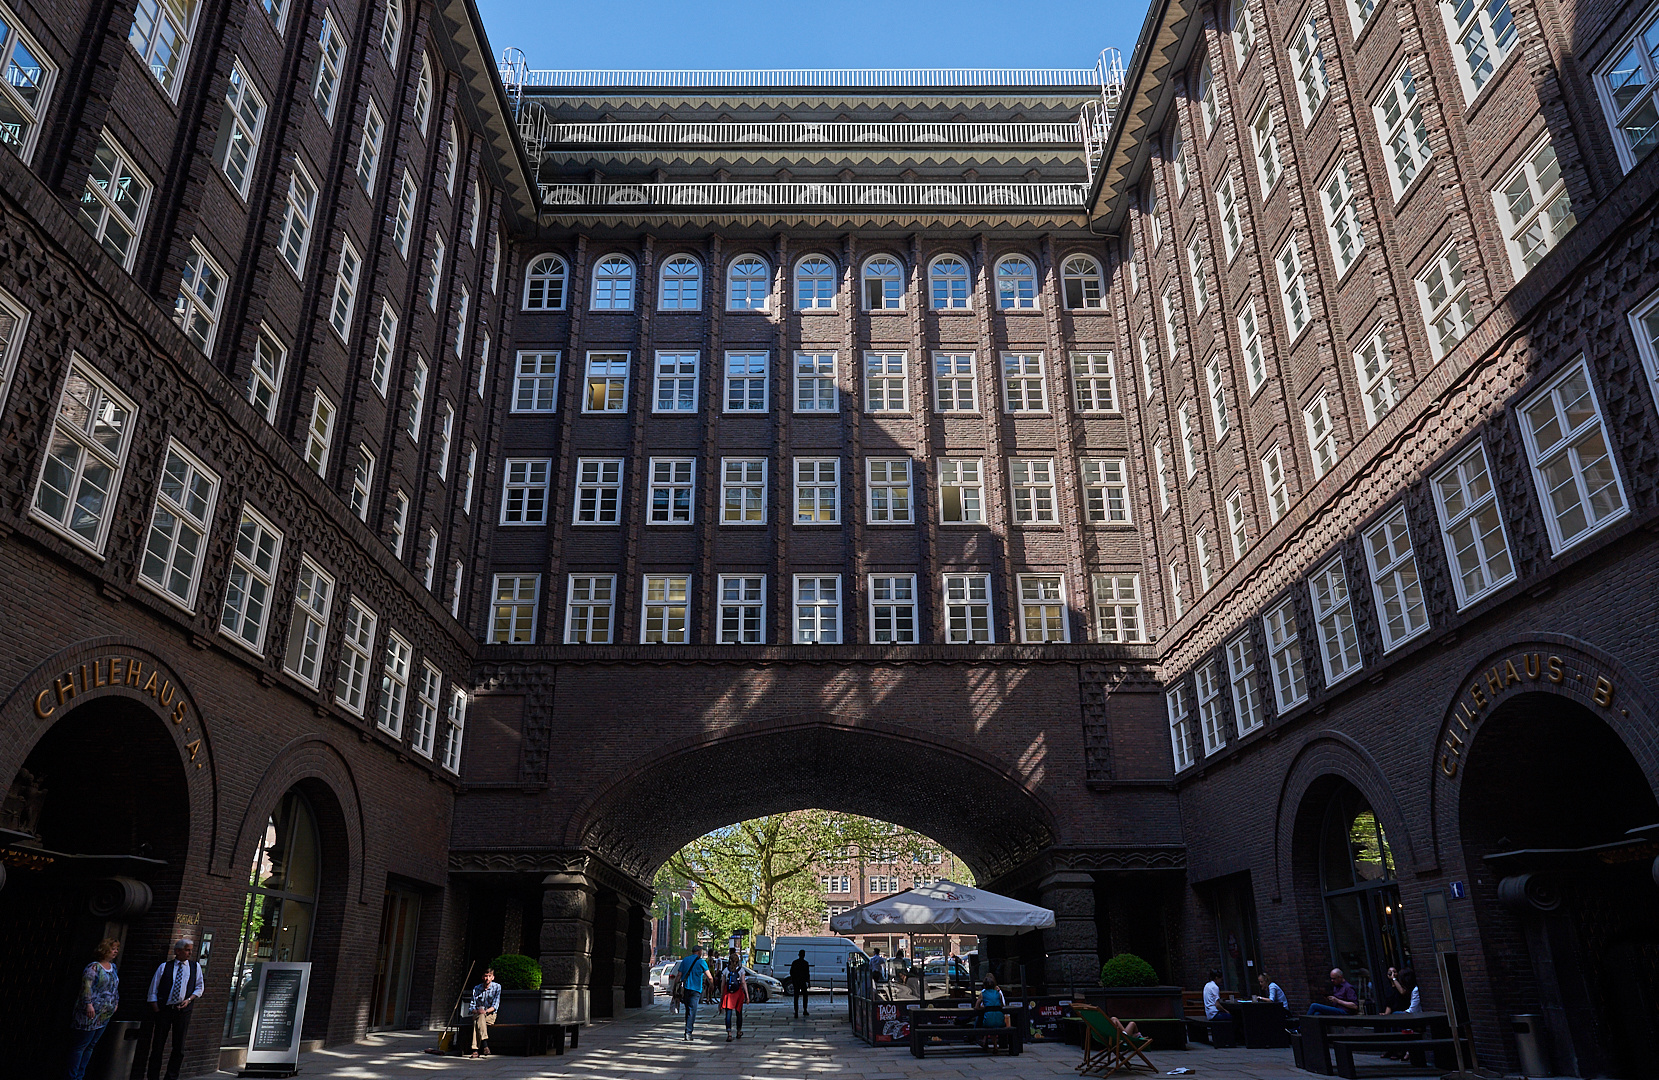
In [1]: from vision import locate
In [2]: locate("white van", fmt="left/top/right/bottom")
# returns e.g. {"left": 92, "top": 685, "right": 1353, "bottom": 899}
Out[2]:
{"left": 759, "top": 936, "right": 866, "bottom": 992}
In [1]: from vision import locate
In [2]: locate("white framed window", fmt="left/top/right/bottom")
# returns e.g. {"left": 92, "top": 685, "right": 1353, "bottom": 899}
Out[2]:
{"left": 1277, "top": 236, "right": 1310, "bottom": 341}
{"left": 1167, "top": 684, "right": 1194, "bottom": 771}
{"left": 793, "top": 575, "right": 842, "bottom": 643}
{"left": 1321, "top": 161, "right": 1364, "bottom": 278}
{"left": 724, "top": 352, "right": 768, "bottom": 412}
{"left": 717, "top": 574, "right": 766, "bottom": 643}
{"left": 412, "top": 662, "right": 441, "bottom": 758}
{"left": 1310, "top": 558, "right": 1363, "bottom": 684}
{"left": 1599, "top": 7, "right": 1659, "bottom": 169}
{"left": 377, "top": 631, "right": 411, "bottom": 735}
{"left": 421, "top": 528, "right": 437, "bottom": 590}
{"left": 328, "top": 237, "right": 361, "bottom": 340}
{"left": 283, "top": 557, "right": 333, "bottom": 686}
{"left": 1354, "top": 329, "right": 1400, "bottom": 427}
{"left": 524, "top": 254, "right": 568, "bottom": 310}
{"left": 1217, "top": 176, "right": 1242, "bottom": 261}
{"left": 1125, "top": 235, "right": 1139, "bottom": 294}
{"left": 348, "top": 444, "right": 373, "bottom": 520}
{"left": 436, "top": 402, "right": 454, "bottom": 479}
{"left": 1252, "top": 103, "right": 1282, "bottom": 194}
{"left": 1081, "top": 459, "right": 1129, "bottom": 524}
{"left": 659, "top": 254, "right": 702, "bottom": 310}
{"left": 513, "top": 352, "right": 559, "bottom": 412}
{"left": 1091, "top": 574, "right": 1140, "bottom": 641}
{"left": 929, "top": 255, "right": 972, "bottom": 309}
{"left": 1347, "top": 0, "right": 1380, "bottom": 34}
{"left": 653, "top": 352, "right": 698, "bottom": 413}
{"left": 1196, "top": 661, "right": 1225, "bottom": 754}
{"left": 864, "top": 352, "right": 908, "bottom": 412}
{"left": 642, "top": 575, "right": 690, "bottom": 643}
{"left": 721, "top": 458, "right": 766, "bottom": 524}
{"left": 405, "top": 356, "right": 428, "bottom": 441}
{"left": 356, "top": 97, "right": 385, "bottom": 191}
{"left": 584, "top": 352, "right": 629, "bottom": 413}
{"left": 794, "top": 458, "right": 839, "bottom": 524}
{"left": 441, "top": 689, "right": 467, "bottom": 773}
{"left": 1205, "top": 358, "right": 1230, "bottom": 440}
{"left": 1196, "top": 528, "right": 1215, "bottom": 591}
{"left": 1062, "top": 255, "right": 1105, "bottom": 309}
{"left": 450, "top": 560, "right": 463, "bottom": 618}
{"left": 1226, "top": 631, "right": 1263, "bottom": 735}
{"left": 334, "top": 597, "right": 377, "bottom": 715}
{"left": 933, "top": 353, "right": 978, "bottom": 412}
{"left": 1171, "top": 564, "right": 1186, "bottom": 619}
{"left": 1001, "top": 353, "right": 1047, "bottom": 412}
{"left": 453, "top": 285, "right": 469, "bottom": 357}
{"left": 137, "top": 442, "right": 218, "bottom": 609}
{"left": 219, "top": 506, "right": 282, "bottom": 651}
{"left": 862, "top": 256, "right": 904, "bottom": 310}
{"left": 565, "top": 574, "right": 616, "bottom": 643}
{"left": 1376, "top": 64, "right": 1433, "bottom": 198}
{"left": 573, "top": 458, "right": 622, "bottom": 525}
{"left": 869, "top": 574, "right": 917, "bottom": 644}
{"left": 794, "top": 352, "right": 838, "bottom": 412}
{"left": 866, "top": 458, "right": 912, "bottom": 524}
{"left": 1232, "top": 0, "right": 1256, "bottom": 63}
{"left": 489, "top": 574, "right": 539, "bottom": 642}
{"left": 1519, "top": 359, "right": 1627, "bottom": 552}
{"left": 1154, "top": 442, "right": 1171, "bottom": 513}
{"left": 368, "top": 300, "right": 398, "bottom": 396}
{"left": 1227, "top": 489, "right": 1249, "bottom": 559}
{"left": 476, "top": 330, "right": 490, "bottom": 398}
{"left": 1178, "top": 403, "right": 1199, "bottom": 479}
{"left": 1071, "top": 353, "right": 1116, "bottom": 413}
{"left": 380, "top": 0, "right": 402, "bottom": 57}
{"left": 1495, "top": 137, "right": 1576, "bottom": 276}
{"left": 1009, "top": 459, "right": 1057, "bottom": 524}
{"left": 465, "top": 180, "right": 480, "bottom": 246}
{"left": 390, "top": 171, "right": 417, "bottom": 257}
{"left": 414, "top": 54, "right": 432, "bottom": 133}
{"left": 129, "top": 0, "right": 201, "bottom": 96}
{"left": 426, "top": 233, "right": 445, "bottom": 310}
{"left": 1365, "top": 505, "right": 1430, "bottom": 650}
{"left": 1263, "top": 597, "right": 1307, "bottom": 710}
{"left": 1018, "top": 574, "right": 1067, "bottom": 642}
{"left": 0, "top": 4, "right": 55, "bottom": 161}
{"left": 387, "top": 490, "right": 408, "bottom": 558}
{"left": 1443, "top": 0, "right": 1517, "bottom": 100}
{"left": 795, "top": 255, "right": 838, "bottom": 310}
{"left": 1171, "top": 125, "right": 1191, "bottom": 198}
{"left": 1292, "top": 16, "right": 1330, "bottom": 121}
{"left": 176, "top": 240, "right": 226, "bottom": 355}
{"left": 591, "top": 254, "right": 635, "bottom": 310}
{"left": 1238, "top": 300, "right": 1267, "bottom": 393}
{"left": 491, "top": 233, "right": 502, "bottom": 293}
{"left": 1162, "top": 287, "right": 1181, "bottom": 355}
{"left": 303, "top": 388, "right": 334, "bottom": 476}
{"left": 75, "top": 133, "right": 149, "bottom": 271}
{"left": 1145, "top": 184, "right": 1162, "bottom": 248}
{"left": 728, "top": 255, "right": 771, "bottom": 310}
{"left": 439, "top": 119, "right": 459, "bottom": 193}
{"left": 648, "top": 458, "right": 695, "bottom": 524}
{"left": 312, "top": 11, "right": 345, "bottom": 120}
{"left": 938, "top": 459, "right": 984, "bottom": 524}
{"left": 1305, "top": 394, "right": 1339, "bottom": 478}
{"left": 1418, "top": 243, "right": 1474, "bottom": 359}
{"left": 1186, "top": 233, "right": 1209, "bottom": 314}
{"left": 1262, "top": 445, "right": 1289, "bottom": 523}
{"left": 462, "top": 444, "right": 477, "bottom": 515}
{"left": 995, "top": 256, "right": 1038, "bottom": 309}
{"left": 942, "top": 572, "right": 993, "bottom": 643}
{"left": 1139, "top": 336, "right": 1156, "bottom": 400}
{"left": 246, "top": 324, "right": 285, "bottom": 422}
{"left": 1198, "top": 60, "right": 1218, "bottom": 135}
{"left": 500, "top": 458, "right": 550, "bottom": 524}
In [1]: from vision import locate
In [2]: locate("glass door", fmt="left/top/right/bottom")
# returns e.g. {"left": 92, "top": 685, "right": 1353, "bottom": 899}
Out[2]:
{"left": 368, "top": 886, "right": 422, "bottom": 1030}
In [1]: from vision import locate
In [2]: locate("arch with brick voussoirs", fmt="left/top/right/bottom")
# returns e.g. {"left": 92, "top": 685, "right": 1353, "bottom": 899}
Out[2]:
{"left": 566, "top": 711, "right": 1061, "bottom": 885}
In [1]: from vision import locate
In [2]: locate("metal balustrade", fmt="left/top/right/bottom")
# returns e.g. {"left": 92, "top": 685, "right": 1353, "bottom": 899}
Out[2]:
{"left": 513, "top": 67, "right": 1100, "bottom": 89}
{"left": 544, "top": 121, "right": 1083, "bottom": 147}
{"left": 534, "top": 181, "right": 1088, "bottom": 209}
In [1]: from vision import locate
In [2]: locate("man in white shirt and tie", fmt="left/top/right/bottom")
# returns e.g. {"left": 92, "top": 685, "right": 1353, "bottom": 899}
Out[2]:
{"left": 146, "top": 939, "right": 204, "bottom": 1080}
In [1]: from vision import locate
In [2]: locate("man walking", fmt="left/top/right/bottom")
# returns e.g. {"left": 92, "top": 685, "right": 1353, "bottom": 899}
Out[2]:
{"left": 465, "top": 968, "right": 501, "bottom": 1058}
{"left": 145, "top": 939, "right": 203, "bottom": 1080}
{"left": 789, "top": 949, "right": 812, "bottom": 1018}
{"left": 675, "top": 947, "right": 710, "bottom": 1042}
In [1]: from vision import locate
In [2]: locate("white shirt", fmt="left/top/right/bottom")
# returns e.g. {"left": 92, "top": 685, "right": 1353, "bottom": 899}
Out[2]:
{"left": 1203, "top": 980, "right": 1223, "bottom": 1019}
{"left": 147, "top": 958, "right": 205, "bottom": 1005}
{"left": 1407, "top": 986, "right": 1421, "bottom": 1013}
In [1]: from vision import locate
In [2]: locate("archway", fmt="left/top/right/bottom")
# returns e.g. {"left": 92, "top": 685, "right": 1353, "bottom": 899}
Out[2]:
{"left": 1459, "top": 693, "right": 1659, "bottom": 1079}
{"left": 0, "top": 696, "right": 191, "bottom": 1075}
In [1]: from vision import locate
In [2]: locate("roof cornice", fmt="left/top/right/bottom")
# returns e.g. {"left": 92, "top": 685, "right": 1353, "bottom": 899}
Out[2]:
{"left": 437, "top": 0, "right": 539, "bottom": 225}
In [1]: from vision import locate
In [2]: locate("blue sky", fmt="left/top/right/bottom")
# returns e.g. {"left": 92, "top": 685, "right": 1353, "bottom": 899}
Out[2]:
{"left": 476, "top": 0, "right": 1150, "bottom": 73}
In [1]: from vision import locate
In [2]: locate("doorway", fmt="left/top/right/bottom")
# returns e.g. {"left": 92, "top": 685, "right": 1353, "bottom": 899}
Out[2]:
{"left": 222, "top": 790, "right": 321, "bottom": 1044}
{"left": 368, "top": 884, "right": 423, "bottom": 1030}
{"left": 1316, "top": 785, "right": 1411, "bottom": 1009}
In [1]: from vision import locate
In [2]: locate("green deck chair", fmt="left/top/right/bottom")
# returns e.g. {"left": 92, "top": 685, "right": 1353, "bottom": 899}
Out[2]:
{"left": 1074, "top": 1004, "right": 1157, "bottom": 1078}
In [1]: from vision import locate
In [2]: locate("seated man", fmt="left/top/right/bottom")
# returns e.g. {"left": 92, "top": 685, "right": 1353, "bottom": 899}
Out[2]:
{"left": 1203, "top": 969, "right": 1232, "bottom": 1023}
{"left": 1307, "top": 968, "right": 1361, "bottom": 1017}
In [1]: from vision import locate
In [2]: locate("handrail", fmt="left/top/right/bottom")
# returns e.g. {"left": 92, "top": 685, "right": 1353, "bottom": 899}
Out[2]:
{"left": 535, "top": 181, "right": 1088, "bottom": 209}
{"left": 544, "top": 121, "right": 1083, "bottom": 147}
{"left": 513, "top": 67, "right": 1101, "bottom": 89}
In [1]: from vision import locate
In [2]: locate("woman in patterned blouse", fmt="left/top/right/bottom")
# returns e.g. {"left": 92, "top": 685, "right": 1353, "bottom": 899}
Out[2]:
{"left": 68, "top": 938, "right": 121, "bottom": 1080}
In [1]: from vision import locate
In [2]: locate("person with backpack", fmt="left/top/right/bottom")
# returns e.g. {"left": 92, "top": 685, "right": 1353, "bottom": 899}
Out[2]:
{"left": 675, "top": 947, "right": 709, "bottom": 1042}
{"left": 719, "top": 954, "right": 752, "bottom": 1041}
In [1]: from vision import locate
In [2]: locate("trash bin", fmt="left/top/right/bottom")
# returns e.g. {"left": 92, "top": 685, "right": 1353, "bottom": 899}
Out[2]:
{"left": 1511, "top": 1014, "right": 1550, "bottom": 1077}
{"left": 90, "top": 1020, "right": 142, "bottom": 1080}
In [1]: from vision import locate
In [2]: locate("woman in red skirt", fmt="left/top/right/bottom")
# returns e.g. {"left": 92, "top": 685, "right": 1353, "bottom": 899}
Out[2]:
{"left": 719, "top": 953, "right": 752, "bottom": 1041}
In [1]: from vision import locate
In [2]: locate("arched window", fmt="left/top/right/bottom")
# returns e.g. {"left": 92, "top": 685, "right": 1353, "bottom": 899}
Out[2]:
{"left": 1318, "top": 787, "right": 1411, "bottom": 1008}
{"left": 996, "top": 256, "right": 1038, "bottom": 310}
{"left": 1063, "top": 254, "right": 1105, "bottom": 309}
{"left": 224, "top": 790, "right": 321, "bottom": 1042}
{"left": 591, "top": 255, "right": 635, "bottom": 310}
{"left": 862, "top": 256, "right": 904, "bottom": 310}
{"left": 522, "top": 254, "right": 567, "bottom": 310}
{"left": 659, "top": 255, "right": 702, "bottom": 310}
{"left": 930, "top": 255, "right": 972, "bottom": 310}
{"left": 380, "top": 0, "right": 403, "bottom": 60}
{"left": 727, "top": 255, "right": 770, "bottom": 310}
{"left": 795, "top": 255, "right": 837, "bottom": 311}
{"left": 414, "top": 56, "right": 432, "bottom": 136}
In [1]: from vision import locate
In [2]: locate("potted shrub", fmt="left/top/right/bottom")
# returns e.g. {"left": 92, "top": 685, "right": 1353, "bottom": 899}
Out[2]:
{"left": 492, "top": 954, "right": 560, "bottom": 1026}
{"left": 1091, "top": 953, "right": 1186, "bottom": 1050}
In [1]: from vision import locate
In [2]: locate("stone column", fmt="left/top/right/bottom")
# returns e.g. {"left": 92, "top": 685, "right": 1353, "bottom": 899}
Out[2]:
{"left": 1040, "top": 872, "right": 1101, "bottom": 992}
{"left": 539, "top": 871, "right": 596, "bottom": 1024}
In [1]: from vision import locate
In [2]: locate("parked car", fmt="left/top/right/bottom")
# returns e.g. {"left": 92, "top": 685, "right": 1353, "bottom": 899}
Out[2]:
{"left": 649, "top": 961, "right": 677, "bottom": 994}
{"left": 745, "top": 972, "right": 785, "bottom": 1003}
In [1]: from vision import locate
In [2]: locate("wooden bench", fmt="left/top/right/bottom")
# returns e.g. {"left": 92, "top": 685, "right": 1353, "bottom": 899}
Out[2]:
{"left": 907, "top": 1004, "right": 1025, "bottom": 1058}
{"left": 1184, "top": 1016, "right": 1237, "bottom": 1048}
{"left": 478, "top": 1021, "right": 581, "bottom": 1056}
{"left": 1329, "top": 1036, "right": 1456, "bottom": 1077}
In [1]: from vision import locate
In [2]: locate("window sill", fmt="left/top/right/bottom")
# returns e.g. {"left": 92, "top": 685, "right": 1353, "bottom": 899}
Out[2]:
{"left": 931, "top": 308, "right": 975, "bottom": 315}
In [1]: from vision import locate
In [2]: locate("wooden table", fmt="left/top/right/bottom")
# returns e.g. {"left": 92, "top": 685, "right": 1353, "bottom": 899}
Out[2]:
{"left": 1296, "top": 1013, "right": 1450, "bottom": 1075}
{"left": 1229, "top": 1000, "right": 1291, "bottom": 1048}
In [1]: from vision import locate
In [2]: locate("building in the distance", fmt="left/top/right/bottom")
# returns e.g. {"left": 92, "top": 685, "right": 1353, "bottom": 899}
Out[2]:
{"left": 802, "top": 844, "right": 978, "bottom": 959}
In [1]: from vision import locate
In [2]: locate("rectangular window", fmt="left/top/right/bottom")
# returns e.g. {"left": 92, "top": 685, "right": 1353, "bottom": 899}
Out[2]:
{"left": 1348, "top": 0, "right": 1379, "bottom": 33}
{"left": 283, "top": 557, "right": 333, "bottom": 686}
{"left": 721, "top": 458, "right": 766, "bottom": 523}
{"left": 129, "top": 0, "right": 200, "bottom": 96}
{"left": 176, "top": 241, "right": 226, "bottom": 355}
{"left": 334, "top": 597, "right": 376, "bottom": 715}
{"left": 393, "top": 171, "right": 417, "bottom": 257}
{"left": 1519, "top": 359, "right": 1627, "bottom": 551}
{"left": 463, "top": 444, "right": 477, "bottom": 515}
{"left": 1154, "top": 442, "right": 1171, "bottom": 513}
{"left": 933, "top": 353, "right": 978, "bottom": 412}
{"left": 450, "top": 561, "right": 463, "bottom": 618}
{"left": 1081, "top": 459, "right": 1129, "bottom": 524}
{"left": 938, "top": 459, "right": 983, "bottom": 524}
{"left": 436, "top": 403, "right": 453, "bottom": 479}
{"left": 453, "top": 286, "right": 469, "bottom": 357}
{"left": 1310, "top": 558, "right": 1362, "bottom": 684}
{"left": 220, "top": 506, "right": 282, "bottom": 651}
{"left": 348, "top": 444, "right": 373, "bottom": 520}
{"left": 1227, "top": 489, "right": 1249, "bottom": 559}
{"left": 864, "top": 352, "right": 908, "bottom": 412}
{"left": 1167, "top": 684, "right": 1194, "bottom": 771}
{"left": 1598, "top": 7, "right": 1659, "bottom": 170}
{"left": 377, "top": 631, "right": 411, "bottom": 735}
{"left": 477, "top": 331, "right": 490, "bottom": 398}
{"left": 1232, "top": 0, "right": 1256, "bottom": 63}
{"left": 1443, "top": 0, "right": 1516, "bottom": 99}
{"left": 280, "top": 164, "right": 318, "bottom": 276}
{"left": 137, "top": 442, "right": 218, "bottom": 609}
{"left": 412, "top": 663, "right": 441, "bottom": 758}
{"left": 565, "top": 574, "right": 616, "bottom": 643}
{"left": 328, "top": 237, "right": 361, "bottom": 340}
{"left": 422, "top": 528, "right": 436, "bottom": 590}
{"left": 1187, "top": 234, "right": 1209, "bottom": 314}
{"left": 513, "top": 352, "right": 559, "bottom": 413}
{"left": 869, "top": 574, "right": 917, "bottom": 644}
{"left": 573, "top": 458, "right": 622, "bottom": 525}
{"left": 1252, "top": 103, "right": 1282, "bottom": 193}
{"left": 1071, "top": 353, "right": 1116, "bottom": 413}
{"left": 794, "top": 352, "right": 837, "bottom": 412}
{"left": 1226, "top": 631, "right": 1264, "bottom": 735}
{"left": 1496, "top": 137, "right": 1576, "bottom": 275}
{"left": 724, "top": 352, "right": 769, "bottom": 412}
{"left": 642, "top": 575, "right": 690, "bottom": 643}
{"left": 653, "top": 352, "right": 698, "bottom": 413}
{"left": 1018, "top": 574, "right": 1067, "bottom": 642}
{"left": 441, "top": 689, "right": 466, "bottom": 773}
{"left": 1354, "top": 329, "right": 1400, "bottom": 427}
{"left": 1162, "top": 287, "right": 1181, "bottom": 355}
{"left": 1139, "top": 336, "right": 1156, "bottom": 400}
{"left": 0, "top": 5, "right": 56, "bottom": 161}
{"left": 1433, "top": 442, "right": 1515, "bottom": 608}
{"left": 1419, "top": 243, "right": 1474, "bottom": 359}
{"left": 1277, "top": 236, "right": 1310, "bottom": 341}
{"left": 648, "top": 458, "right": 695, "bottom": 524}
{"left": 1292, "top": 16, "right": 1330, "bottom": 121}
{"left": 1305, "top": 394, "right": 1339, "bottom": 478}
{"left": 32, "top": 358, "right": 135, "bottom": 554}
{"left": 1205, "top": 358, "right": 1231, "bottom": 439}
{"left": 312, "top": 11, "right": 344, "bottom": 120}
{"left": 1196, "top": 661, "right": 1225, "bottom": 754}
{"left": 298, "top": 389, "right": 334, "bottom": 477}
{"left": 389, "top": 490, "right": 407, "bottom": 557}
{"left": 584, "top": 352, "right": 628, "bottom": 412}
{"left": 793, "top": 575, "right": 841, "bottom": 643}
{"left": 1009, "top": 459, "right": 1057, "bottom": 524}
{"left": 1091, "top": 574, "right": 1141, "bottom": 641}
{"left": 794, "top": 458, "right": 840, "bottom": 524}
{"left": 1376, "top": 64, "right": 1433, "bottom": 198}
{"left": 489, "top": 574, "right": 539, "bottom": 642}
{"left": 405, "top": 357, "right": 427, "bottom": 441}
{"left": 942, "top": 573, "right": 993, "bottom": 643}
{"left": 247, "top": 324, "right": 285, "bottom": 422}
{"left": 1178, "top": 403, "right": 1199, "bottom": 479}
{"left": 356, "top": 97, "right": 384, "bottom": 190}
{"left": 444, "top": 121, "right": 458, "bottom": 194}
{"left": 1365, "top": 505, "right": 1430, "bottom": 650}
{"left": 368, "top": 300, "right": 398, "bottom": 396}
{"left": 866, "top": 458, "right": 912, "bottom": 524}
{"left": 1196, "top": 528, "right": 1215, "bottom": 592}
{"left": 717, "top": 575, "right": 766, "bottom": 644}
{"left": 1198, "top": 61, "right": 1218, "bottom": 134}
{"left": 1217, "top": 176, "right": 1242, "bottom": 260}
{"left": 1322, "top": 161, "right": 1364, "bottom": 277}
{"left": 1001, "top": 353, "right": 1047, "bottom": 412}
{"left": 1262, "top": 445, "right": 1289, "bottom": 522}
{"left": 1264, "top": 597, "right": 1308, "bottom": 710}
{"left": 78, "top": 132, "right": 151, "bottom": 269}
{"left": 426, "top": 233, "right": 445, "bottom": 311}
{"left": 1171, "top": 125, "right": 1190, "bottom": 197}
{"left": 501, "top": 459, "right": 551, "bottom": 525}
{"left": 1148, "top": 184, "right": 1162, "bottom": 247}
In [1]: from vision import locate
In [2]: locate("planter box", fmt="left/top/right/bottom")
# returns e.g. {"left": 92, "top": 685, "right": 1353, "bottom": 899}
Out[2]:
{"left": 1086, "top": 985, "right": 1183, "bottom": 1019}
{"left": 497, "top": 988, "right": 562, "bottom": 1025}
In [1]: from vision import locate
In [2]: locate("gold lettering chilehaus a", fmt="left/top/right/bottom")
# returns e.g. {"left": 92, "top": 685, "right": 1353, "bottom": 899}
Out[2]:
{"left": 31, "top": 655, "right": 191, "bottom": 729}
{"left": 1439, "top": 653, "right": 1616, "bottom": 777}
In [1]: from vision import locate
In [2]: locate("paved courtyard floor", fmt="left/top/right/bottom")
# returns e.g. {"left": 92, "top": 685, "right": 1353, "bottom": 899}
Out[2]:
{"left": 252, "top": 1000, "right": 1471, "bottom": 1080}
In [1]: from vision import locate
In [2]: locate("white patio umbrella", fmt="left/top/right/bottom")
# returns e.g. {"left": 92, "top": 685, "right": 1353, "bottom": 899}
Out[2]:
{"left": 829, "top": 879, "right": 1055, "bottom": 936}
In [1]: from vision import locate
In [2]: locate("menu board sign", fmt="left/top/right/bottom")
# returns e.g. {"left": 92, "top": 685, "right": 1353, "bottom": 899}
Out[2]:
{"left": 243, "top": 962, "right": 311, "bottom": 1074}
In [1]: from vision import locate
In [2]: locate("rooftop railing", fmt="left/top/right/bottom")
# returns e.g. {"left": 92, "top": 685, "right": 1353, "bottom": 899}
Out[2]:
{"left": 543, "top": 120, "right": 1083, "bottom": 147}
{"left": 536, "top": 181, "right": 1088, "bottom": 210}
{"left": 515, "top": 67, "right": 1101, "bottom": 89}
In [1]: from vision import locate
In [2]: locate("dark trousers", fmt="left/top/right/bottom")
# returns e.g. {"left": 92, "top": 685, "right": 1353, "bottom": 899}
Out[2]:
{"left": 147, "top": 1004, "right": 192, "bottom": 1080}
{"left": 793, "top": 984, "right": 809, "bottom": 1015}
